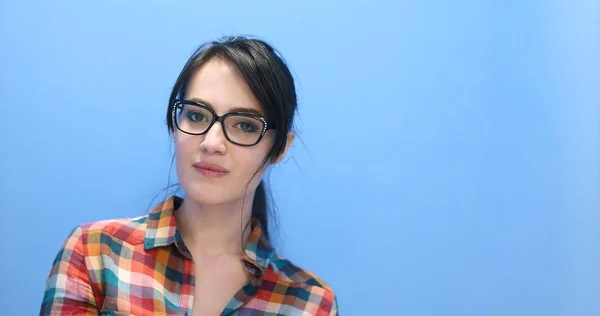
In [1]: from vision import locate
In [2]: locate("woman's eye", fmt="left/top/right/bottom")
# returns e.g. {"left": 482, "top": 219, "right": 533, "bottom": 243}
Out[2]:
{"left": 236, "top": 121, "right": 259, "bottom": 133}
{"left": 186, "top": 111, "right": 206, "bottom": 122}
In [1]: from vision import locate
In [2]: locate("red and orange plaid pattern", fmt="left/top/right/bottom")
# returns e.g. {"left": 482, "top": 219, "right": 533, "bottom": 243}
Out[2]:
{"left": 40, "top": 196, "right": 338, "bottom": 315}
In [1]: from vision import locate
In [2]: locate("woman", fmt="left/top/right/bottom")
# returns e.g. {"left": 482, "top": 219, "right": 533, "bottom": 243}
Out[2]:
{"left": 40, "top": 36, "right": 338, "bottom": 316}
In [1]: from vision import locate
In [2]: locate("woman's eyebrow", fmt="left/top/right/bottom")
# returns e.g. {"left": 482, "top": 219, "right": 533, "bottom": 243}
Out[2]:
{"left": 187, "top": 97, "right": 213, "bottom": 107}
{"left": 185, "top": 98, "right": 213, "bottom": 108}
{"left": 186, "top": 97, "right": 265, "bottom": 116}
{"left": 229, "top": 107, "right": 264, "bottom": 116}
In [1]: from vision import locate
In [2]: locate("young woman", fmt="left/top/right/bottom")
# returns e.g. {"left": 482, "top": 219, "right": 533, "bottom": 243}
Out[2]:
{"left": 40, "top": 36, "right": 338, "bottom": 316}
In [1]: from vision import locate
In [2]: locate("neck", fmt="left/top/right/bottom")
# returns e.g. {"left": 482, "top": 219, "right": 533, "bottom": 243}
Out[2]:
{"left": 176, "top": 196, "right": 253, "bottom": 257}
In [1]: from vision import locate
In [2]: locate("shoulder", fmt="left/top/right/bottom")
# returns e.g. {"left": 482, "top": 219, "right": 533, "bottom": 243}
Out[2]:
{"left": 69, "top": 214, "right": 149, "bottom": 247}
{"left": 270, "top": 253, "right": 334, "bottom": 290}
{"left": 270, "top": 252, "right": 338, "bottom": 315}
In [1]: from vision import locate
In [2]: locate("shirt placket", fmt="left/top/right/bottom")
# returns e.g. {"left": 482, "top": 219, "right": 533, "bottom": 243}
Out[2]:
{"left": 220, "top": 260, "right": 263, "bottom": 315}
{"left": 175, "top": 236, "right": 196, "bottom": 316}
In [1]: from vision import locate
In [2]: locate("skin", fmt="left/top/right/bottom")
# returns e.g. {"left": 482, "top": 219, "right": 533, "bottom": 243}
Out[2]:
{"left": 172, "top": 58, "right": 294, "bottom": 316}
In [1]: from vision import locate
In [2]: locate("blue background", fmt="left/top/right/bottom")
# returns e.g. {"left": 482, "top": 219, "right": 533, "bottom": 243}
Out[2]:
{"left": 1, "top": 1, "right": 599, "bottom": 315}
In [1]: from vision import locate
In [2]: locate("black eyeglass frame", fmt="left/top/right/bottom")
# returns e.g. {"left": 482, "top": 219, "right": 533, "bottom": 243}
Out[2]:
{"left": 172, "top": 99, "right": 276, "bottom": 146}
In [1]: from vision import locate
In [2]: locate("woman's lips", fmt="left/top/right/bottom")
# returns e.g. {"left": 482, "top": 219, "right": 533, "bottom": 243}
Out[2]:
{"left": 193, "top": 162, "right": 229, "bottom": 178}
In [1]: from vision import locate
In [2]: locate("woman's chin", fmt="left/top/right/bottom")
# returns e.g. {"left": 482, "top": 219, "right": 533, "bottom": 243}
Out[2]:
{"left": 183, "top": 185, "right": 238, "bottom": 206}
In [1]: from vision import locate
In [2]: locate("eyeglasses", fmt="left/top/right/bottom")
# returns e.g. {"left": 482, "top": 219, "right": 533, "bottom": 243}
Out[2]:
{"left": 172, "top": 99, "right": 275, "bottom": 146}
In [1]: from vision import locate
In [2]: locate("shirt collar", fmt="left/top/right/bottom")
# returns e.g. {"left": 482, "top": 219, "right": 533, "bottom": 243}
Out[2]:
{"left": 242, "top": 218, "right": 273, "bottom": 276}
{"left": 144, "top": 195, "right": 273, "bottom": 276}
{"left": 144, "top": 195, "right": 181, "bottom": 250}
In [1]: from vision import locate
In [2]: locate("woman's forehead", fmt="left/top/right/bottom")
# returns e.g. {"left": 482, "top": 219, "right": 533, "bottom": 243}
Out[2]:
{"left": 186, "top": 59, "right": 264, "bottom": 116}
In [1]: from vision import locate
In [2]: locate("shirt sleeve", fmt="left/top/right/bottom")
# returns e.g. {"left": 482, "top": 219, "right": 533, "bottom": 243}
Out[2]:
{"left": 40, "top": 226, "right": 99, "bottom": 315}
{"left": 329, "top": 294, "right": 339, "bottom": 315}
{"left": 315, "top": 288, "right": 338, "bottom": 316}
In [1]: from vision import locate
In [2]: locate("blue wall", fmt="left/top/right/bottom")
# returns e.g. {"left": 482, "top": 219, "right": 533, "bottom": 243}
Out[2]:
{"left": 1, "top": 1, "right": 598, "bottom": 315}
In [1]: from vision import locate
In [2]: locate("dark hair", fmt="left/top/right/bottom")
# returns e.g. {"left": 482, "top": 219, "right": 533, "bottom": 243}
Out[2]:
{"left": 166, "top": 36, "right": 297, "bottom": 239}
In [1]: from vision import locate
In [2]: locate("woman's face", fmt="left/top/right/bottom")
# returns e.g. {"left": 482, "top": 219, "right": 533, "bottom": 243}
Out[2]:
{"left": 174, "top": 58, "right": 286, "bottom": 207}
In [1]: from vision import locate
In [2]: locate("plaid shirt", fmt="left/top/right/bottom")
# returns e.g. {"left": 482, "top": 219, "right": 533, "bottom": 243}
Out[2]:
{"left": 40, "top": 196, "right": 338, "bottom": 315}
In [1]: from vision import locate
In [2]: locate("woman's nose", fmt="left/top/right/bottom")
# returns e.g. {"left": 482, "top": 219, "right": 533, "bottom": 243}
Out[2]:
{"left": 199, "top": 121, "right": 227, "bottom": 155}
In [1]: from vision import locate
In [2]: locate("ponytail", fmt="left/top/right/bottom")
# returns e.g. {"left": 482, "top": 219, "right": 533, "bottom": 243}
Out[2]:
{"left": 252, "top": 180, "right": 270, "bottom": 239}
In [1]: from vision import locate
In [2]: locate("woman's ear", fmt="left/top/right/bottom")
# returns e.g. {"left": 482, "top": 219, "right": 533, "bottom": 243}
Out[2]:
{"left": 172, "top": 128, "right": 178, "bottom": 143}
{"left": 272, "top": 131, "right": 295, "bottom": 165}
